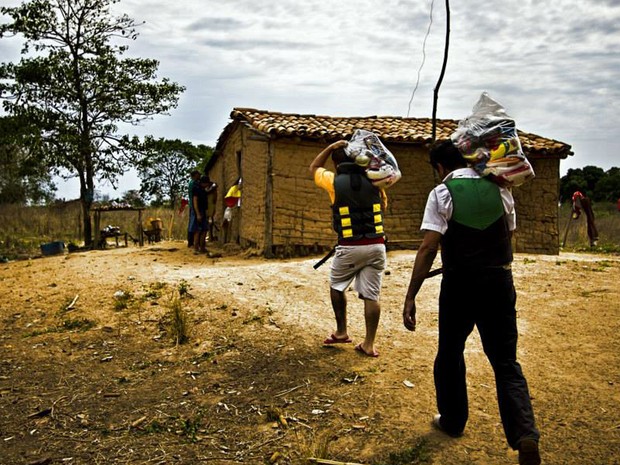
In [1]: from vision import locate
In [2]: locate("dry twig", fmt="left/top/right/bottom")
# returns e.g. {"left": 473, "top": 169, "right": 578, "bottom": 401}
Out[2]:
{"left": 308, "top": 459, "right": 366, "bottom": 465}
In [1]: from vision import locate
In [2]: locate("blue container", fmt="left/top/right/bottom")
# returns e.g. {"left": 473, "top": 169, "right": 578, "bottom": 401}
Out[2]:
{"left": 40, "top": 241, "right": 65, "bottom": 256}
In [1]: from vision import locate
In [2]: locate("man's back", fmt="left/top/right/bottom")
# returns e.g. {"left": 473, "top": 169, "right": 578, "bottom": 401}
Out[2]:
{"left": 441, "top": 176, "right": 512, "bottom": 269}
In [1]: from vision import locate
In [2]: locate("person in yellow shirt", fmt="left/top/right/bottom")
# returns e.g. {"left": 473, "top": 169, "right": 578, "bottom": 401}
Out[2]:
{"left": 310, "top": 140, "right": 388, "bottom": 357}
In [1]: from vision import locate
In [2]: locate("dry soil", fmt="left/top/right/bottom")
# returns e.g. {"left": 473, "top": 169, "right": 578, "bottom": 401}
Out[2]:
{"left": 0, "top": 243, "right": 618, "bottom": 465}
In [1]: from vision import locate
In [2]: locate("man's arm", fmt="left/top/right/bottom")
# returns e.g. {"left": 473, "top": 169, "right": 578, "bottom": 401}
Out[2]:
{"left": 309, "top": 140, "right": 347, "bottom": 176}
{"left": 403, "top": 230, "right": 442, "bottom": 331}
{"left": 380, "top": 188, "right": 388, "bottom": 211}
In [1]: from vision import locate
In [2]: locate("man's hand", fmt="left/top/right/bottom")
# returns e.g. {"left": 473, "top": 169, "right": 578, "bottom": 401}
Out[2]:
{"left": 403, "top": 298, "right": 417, "bottom": 331}
{"left": 309, "top": 139, "right": 348, "bottom": 175}
{"left": 329, "top": 140, "right": 347, "bottom": 151}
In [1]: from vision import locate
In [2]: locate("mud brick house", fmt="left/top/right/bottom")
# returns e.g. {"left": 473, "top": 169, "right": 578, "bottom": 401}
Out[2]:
{"left": 206, "top": 108, "right": 572, "bottom": 257}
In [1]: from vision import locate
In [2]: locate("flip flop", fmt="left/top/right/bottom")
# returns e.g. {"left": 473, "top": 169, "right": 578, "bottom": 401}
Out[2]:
{"left": 323, "top": 334, "right": 352, "bottom": 344}
{"left": 355, "top": 343, "right": 379, "bottom": 358}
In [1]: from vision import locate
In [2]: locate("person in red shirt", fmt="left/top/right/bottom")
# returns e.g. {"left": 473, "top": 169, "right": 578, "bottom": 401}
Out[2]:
{"left": 572, "top": 191, "right": 598, "bottom": 247}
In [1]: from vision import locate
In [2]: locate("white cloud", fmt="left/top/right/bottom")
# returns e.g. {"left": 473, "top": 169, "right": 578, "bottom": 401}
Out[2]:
{"left": 2, "top": 0, "right": 619, "bottom": 197}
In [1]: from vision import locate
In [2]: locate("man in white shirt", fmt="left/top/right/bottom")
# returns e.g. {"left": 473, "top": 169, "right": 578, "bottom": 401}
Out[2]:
{"left": 402, "top": 139, "right": 541, "bottom": 465}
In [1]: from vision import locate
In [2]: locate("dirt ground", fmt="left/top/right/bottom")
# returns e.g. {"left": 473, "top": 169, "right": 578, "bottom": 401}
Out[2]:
{"left": 0, "top": 242, "right": 618, "bottom": 465}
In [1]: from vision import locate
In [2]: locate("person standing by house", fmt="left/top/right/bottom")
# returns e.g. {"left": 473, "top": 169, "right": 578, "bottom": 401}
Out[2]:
{"left": 310, "top": 140, "right": 388, "bottom": 357}
{"left": 187, "top": 170, "right": 201, "bottom": 247}
{"left": 402, "top": 140, "right": 541, "bottom": 465}
{"left": 222, "top": 177, "right": 242, "bottom": 244}
{"left": 204, "top": 176, "right": 218, "bottom": 241}
{"left": 192, "top": 175, "right": 210, "bottom": 254}
{"left": 571, "top": 191, "right": 598, "bottom": 247}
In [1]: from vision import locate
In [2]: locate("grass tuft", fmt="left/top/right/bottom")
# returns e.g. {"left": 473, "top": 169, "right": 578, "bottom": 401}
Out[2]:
{"left": 167, "top": 294, "right": 190, "bottom": 345}
{"left": 375, "top": 438, "right": 432, "bottom": 465}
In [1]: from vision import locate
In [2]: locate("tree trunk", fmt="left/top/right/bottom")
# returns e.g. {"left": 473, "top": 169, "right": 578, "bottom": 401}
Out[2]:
{"left": 79, "top": 175, "right": 93, "bottom": 247}
{"left": 78, "top": 145, "right": 95, "bottom": 247}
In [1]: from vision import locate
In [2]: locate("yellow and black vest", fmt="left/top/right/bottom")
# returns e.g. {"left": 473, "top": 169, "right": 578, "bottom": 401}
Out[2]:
{"left": 441, "top": 177, "right": 512, "bottom": 269}
{"left": 332, "top": 163, "right": 385, "bottom": 242}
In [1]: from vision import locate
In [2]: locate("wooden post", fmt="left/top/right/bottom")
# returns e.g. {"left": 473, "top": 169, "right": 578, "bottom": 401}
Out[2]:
{"left": 138, "top": 209, "right": 144, "bottom": 246}
{"left": 93, "top": 210, "right": 101, "bottom": 249}
{"left": 264, "top": 139, "right": 275, "bottom": 258}
{"left": 561, "top": 208, "right": 573, "bottom": 247}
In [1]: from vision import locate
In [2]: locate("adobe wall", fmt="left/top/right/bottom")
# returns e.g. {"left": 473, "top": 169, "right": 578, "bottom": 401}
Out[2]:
{"left": 512, "top": 157, "right": 560, "bottom": 254}
{"left": 237, "top": 131, "right": 269, "bottom": 249}
{"left": 268, "top": 140, "right": 434, "bottom": 253}
{"left": 212, "top": 132, "right": 562, "bottom": 256}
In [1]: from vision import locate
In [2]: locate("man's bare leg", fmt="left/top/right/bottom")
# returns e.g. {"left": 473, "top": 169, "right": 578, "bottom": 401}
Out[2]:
{"left": 329, "top": 287, "right": 348, "bottom": 339}
{"left": 193, "top": 231, "right": 201, "bottom": 252}
{"left": 357, "top": 299, "right": 380, "bottom": 356}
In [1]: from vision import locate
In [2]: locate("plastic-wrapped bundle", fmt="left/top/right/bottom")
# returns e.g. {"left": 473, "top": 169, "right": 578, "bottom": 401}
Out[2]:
{"left": 344, "top": 129, "right": 402, "bottom": 189}
{"left": 451, "top": 92, "right": 535, "bottom": 187}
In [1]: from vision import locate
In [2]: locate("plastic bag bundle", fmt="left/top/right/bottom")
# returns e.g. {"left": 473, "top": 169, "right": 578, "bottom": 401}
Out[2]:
{"left": 344, "top": 129, "right": 402, "bottom": 189}
{"left": 451, "top": 92, "right": 535, "bottom": 187}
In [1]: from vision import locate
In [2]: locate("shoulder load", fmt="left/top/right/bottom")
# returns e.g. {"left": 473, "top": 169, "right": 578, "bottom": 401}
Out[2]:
{"left": 344, "top": 129, "right": 402, "bottom": 189}
{"left": 451, "top": 92, "right": 535, "bottom": 187}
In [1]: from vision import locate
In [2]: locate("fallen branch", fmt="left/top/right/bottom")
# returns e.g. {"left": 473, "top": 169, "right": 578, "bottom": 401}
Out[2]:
{"left": 26, "top": 457, "right": 52, "bottom": 465}
{"left": 274, "top": 381, "right": 309, "bottom": 398}
{"left": 246, "top": 432, "right": 287, "bottom": 452}
{"left": 308, "top": 459, "right": 367, "bottom": 465}
{"left": 27, "top": 408, "right": 52, "bottom": 419}
{"left": 51, "top": 395, "right": 68, "bottom": 418}
{"left": 130, "top": 415, "right": 148, "bottom": 428}
{"left": 65, "top": 294, "right": 79, "bottom": 311}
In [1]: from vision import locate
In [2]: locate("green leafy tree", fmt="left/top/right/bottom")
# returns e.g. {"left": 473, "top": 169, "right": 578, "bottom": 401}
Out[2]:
{"left": 560, "top": 168, "right": 588, "bottom": 202}
{"left": 121, "top": 189, "right": 145, "bottom": 208}
{"left": 0, "top": 115, "right": 56, "bottom": 204}
{"left": 135, "top": 137, "right": 212, "bottom": 208}
{"left": 0, "top": 0, "right": 185, "bottom": 245}
{"left": 593, "top": 167, "right": 620, "bottom": 202}
{"left": 560, "top": 165, "right": 619, "bottom": 202}
{"left": 581, "top": 166, "right": 605, "bottom": 194}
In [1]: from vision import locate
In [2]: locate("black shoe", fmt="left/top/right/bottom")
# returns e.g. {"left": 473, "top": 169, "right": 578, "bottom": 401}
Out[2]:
{"left": 518, "top": 439, "right": 541, "bottom": 465}
{"left": 432, "top": 414, "right": 463, "bottom": 438}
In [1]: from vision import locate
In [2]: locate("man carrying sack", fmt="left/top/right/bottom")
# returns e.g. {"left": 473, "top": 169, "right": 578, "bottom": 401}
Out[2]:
{"left": 310, "top": 139, "right": 388, "bottom": 357}
{"left": 402, "top": 140, "right": 541, "bottom": 465}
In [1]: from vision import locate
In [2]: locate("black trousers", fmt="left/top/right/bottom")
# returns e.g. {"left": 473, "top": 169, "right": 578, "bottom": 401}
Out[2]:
{"left": 435, "top": 268, "right": 539, "bottom": 449}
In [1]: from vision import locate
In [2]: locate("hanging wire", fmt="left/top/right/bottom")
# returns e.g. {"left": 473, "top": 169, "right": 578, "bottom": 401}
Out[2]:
{"left": 406, "top": 0, "right": 435, "bottom": 118}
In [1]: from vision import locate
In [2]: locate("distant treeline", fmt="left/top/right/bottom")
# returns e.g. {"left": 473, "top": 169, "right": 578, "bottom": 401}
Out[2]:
{"left": 560, "top": 166, "right": 620, "bottom": 203}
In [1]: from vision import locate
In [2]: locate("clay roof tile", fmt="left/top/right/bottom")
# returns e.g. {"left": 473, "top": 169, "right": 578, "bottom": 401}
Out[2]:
{"left": 218, "top": 108, "right": 572, "bottom": 158}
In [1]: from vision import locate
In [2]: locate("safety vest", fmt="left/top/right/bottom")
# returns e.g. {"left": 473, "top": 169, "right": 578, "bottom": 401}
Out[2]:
{"left": 332, "top": 163, "right": 385, "bottom": 242}
{"left": 441, "top": 177, "right": 512, "bottom": 270}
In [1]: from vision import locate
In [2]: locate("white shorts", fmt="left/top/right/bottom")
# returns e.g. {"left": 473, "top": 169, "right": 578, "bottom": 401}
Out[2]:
{"left": 330, "top": 243, "right": 386, "bottom": 301}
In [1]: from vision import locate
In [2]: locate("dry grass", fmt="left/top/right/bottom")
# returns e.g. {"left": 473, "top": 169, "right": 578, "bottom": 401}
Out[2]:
{"left": 0, "top": 203, "right": 192, "bottom": 258}
{"left": 1, "top": 202, "right": 618, "bottom": 259}
{"left": 559, "top": 202, "right": 620, "bottom": 252}
{"left": 167, "top": 293, "right": 191, "bottom": 345}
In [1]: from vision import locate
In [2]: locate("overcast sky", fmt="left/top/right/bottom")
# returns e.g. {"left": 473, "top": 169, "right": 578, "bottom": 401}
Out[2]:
{"left": 2, "top": 0, "right": 619, "bottom": 198}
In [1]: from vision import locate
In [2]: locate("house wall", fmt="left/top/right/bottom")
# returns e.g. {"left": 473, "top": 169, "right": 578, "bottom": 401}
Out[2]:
{"left": 209, "top": 126, "right": 244, "bottom": 245}
{"left": 213, "top": 130, "right": 562, "bottom": 256}
{"left": 385, "top": 143, "right": 436, "bottom": 244}
{"left": 209, "top": 126, "right": 271, "bottom": 249}
{"left": 265, "top": 139, "right": 434, "bottom": 254}
{"left": 512, "top": 157, "right": 560, "bottom": 254}
{"left": 269, "top": 139, "right": 327, "bottom": 253}
{"left": 237, "top": 130, "right": 269, "bottom": 249}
